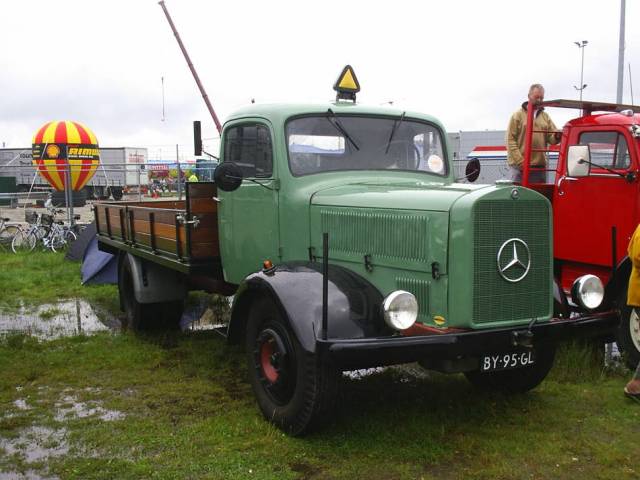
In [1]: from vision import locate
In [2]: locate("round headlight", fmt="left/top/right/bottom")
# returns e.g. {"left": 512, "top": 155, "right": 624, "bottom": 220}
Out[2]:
{"left": 571, "top": 274, "right": 604, "bottom": 310}
{"left": 383, "top": 290, "right": 418, "bottom": 330}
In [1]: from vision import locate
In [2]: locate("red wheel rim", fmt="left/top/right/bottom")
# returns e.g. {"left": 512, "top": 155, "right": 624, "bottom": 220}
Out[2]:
{"left": 260, "top": 338, "right": 279, "bottom": 383}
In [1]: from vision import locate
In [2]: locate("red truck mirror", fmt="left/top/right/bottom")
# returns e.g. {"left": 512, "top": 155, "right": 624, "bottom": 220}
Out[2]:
{"left": 566, "top": 145, "right": 590, "bottom": 177}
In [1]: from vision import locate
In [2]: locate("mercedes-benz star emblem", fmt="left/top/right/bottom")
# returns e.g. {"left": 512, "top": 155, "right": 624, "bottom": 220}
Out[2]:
{"left": 497, "top": 238, "right": 531, "bottom": 283}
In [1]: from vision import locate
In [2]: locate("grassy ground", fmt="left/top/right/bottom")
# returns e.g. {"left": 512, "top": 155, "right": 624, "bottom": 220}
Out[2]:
{"left": 0, "top": 252, "right": 639, "bottom": 479}
{"left": 0, "top": 251, "right": 118, "bottom": 313}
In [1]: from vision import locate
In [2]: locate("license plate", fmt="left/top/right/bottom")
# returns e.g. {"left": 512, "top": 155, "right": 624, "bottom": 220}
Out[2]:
{"left": 480, "top": 350, "right": 535, "bottom": 372}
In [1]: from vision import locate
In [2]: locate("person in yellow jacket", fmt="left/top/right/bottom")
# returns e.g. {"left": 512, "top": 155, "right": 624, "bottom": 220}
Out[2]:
{"left": 506, "top": 84, "right": 561, "bottom": 183}
{"left": 188, "top": 173, "right": 199, "bottom": 182}
{"left": 624, "top": 224, "right": 640, "bottom": 403}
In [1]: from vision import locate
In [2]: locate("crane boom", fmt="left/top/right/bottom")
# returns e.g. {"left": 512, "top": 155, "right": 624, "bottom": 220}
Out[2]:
{"left": 158, "top": 1, "right": 222, "bottom": 134}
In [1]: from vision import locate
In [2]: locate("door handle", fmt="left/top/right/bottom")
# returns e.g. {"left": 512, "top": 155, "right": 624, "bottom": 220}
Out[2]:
{"left": 557, "top": 175, "right": 577, "bottom": 196}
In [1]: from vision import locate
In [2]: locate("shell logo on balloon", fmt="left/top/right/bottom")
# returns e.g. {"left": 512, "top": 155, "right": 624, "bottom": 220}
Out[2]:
{"left": 32, "top": 121, "right": 100, "bottom": 191}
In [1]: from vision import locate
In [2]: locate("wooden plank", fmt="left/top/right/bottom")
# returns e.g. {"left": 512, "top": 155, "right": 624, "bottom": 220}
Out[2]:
{"left": 189, "top": 197, "right": 217, "bottom": 214}
{"left": 127, "top": 200, "right": 185, "bottom": 209}
{"left": 190, "top": 214, "right": 217, "bottom": 229}
{"left": 134, "top": 227, "right": 185, "bottom": 246}
{"left": 187, "top": 182, "right": 217, "bottom": 198}
{"left": 96, "top": 211, "right": 107, "bottom": 234}
{"left": 98, "top": 200, "right": 185, "bottom": 209}
{"left": 190, "top": 227, "right": 218, "bottom": 244}
{"left": 131, "top": 219, "right": 182, "bottom": 239}
{"left": 133, "top": 232, "right": 180, "bottom": 253}
{"left": 191, "top": 242, "right": 220, "bottom": 258}
{"left": 131, "top": 208, "right": 179, "bottom": 225}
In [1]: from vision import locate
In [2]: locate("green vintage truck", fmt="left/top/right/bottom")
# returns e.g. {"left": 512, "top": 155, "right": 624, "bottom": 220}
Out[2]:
{"left": 95, "top": 68, "right": 617, "bottom": 435}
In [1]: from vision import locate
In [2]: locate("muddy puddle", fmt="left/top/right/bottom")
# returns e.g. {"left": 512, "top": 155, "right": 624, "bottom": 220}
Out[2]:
{"left": 0, "top": 388, "right": 126, "bottom": 480}
{"left": 0, "top": 297, "right": 230, "bottom": 340}
{"left": 0, "top": 300, "right": 118, "bottom": 339}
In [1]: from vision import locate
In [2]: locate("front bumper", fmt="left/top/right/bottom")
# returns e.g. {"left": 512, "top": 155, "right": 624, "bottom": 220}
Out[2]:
{"left": 317, "top": 311, "right": 618, "bottom": 370}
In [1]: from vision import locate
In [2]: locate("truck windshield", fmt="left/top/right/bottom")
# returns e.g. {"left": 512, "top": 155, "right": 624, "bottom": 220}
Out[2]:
{"left": 286, "top": 115, "right": 447, "bottom": 177}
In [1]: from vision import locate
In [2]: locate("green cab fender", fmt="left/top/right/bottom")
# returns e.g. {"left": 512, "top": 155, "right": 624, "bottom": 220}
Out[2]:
{"left": 226, "top": 261, "right": 390, "bottom": 353}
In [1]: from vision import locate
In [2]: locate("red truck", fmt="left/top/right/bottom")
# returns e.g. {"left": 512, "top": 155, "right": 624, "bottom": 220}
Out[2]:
{"left": 467, "top": 99, "right": 640, "bottom": 368}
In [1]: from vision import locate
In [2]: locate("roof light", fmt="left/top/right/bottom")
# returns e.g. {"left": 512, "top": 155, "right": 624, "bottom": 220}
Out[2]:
{"left": 333, "top": 65, "right": 360, "bottom": 102}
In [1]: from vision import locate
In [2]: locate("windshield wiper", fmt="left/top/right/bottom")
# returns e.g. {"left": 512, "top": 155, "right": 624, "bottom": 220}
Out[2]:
{"left": 385, "top": 111, "right": 406, "bottom": 154}
{"left": 326, "top": 109, "right": 359, "bottom": 151}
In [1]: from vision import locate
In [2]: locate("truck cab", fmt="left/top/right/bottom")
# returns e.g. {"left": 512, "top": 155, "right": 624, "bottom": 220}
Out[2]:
{"left": 96, "top": 72, "right": 616, "bottom": 435}
{"left": 511, "top": 99, "right": 640, "bottom": 366}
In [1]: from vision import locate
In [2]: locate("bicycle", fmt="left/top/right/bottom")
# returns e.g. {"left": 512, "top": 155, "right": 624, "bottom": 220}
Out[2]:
{"left": 42, "top": 219, "right": 77, "bottom": 252}
{"left": 11, "top": 210, "right": 52, "bottom": 253}
{"left": 42, "top": 207, "right": 78, "bottom": 252}
{"left": 0, "top": 217, "right": 20, "bottom": 251}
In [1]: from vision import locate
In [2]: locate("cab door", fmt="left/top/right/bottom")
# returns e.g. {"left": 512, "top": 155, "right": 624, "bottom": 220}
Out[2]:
{"left": 217, "top": 120, "right": 280, "bottom": 284}
{"left": 553, "top": 127, "right": 639, "bottom": 270}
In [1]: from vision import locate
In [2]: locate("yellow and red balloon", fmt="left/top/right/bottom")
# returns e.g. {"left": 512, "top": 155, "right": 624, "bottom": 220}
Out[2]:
{"left": 31, "top": 121, "right": 100, "bottom": 191}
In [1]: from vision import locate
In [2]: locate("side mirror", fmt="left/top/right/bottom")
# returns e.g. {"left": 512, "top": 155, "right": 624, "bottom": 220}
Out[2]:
{"left": 567, "top": 145, "right": 590, "bottom": 177}
{"left": 465, "top": 159, "right": 481, "bottom": 183}
{"left": 214, "top": 162, "right": 243, "bottom": 192}
{"left": 193, "top": 121, "right": 202, "bottom": 156}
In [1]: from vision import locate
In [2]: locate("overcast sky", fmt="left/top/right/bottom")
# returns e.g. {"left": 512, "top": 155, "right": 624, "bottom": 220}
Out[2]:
{"left": 0, "top": 0, "right": 637, "bottom": 161}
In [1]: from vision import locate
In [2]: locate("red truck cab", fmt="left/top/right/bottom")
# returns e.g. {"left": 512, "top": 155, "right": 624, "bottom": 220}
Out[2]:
{"left": 519, "top": 99, "right": 640, "bottom": 366}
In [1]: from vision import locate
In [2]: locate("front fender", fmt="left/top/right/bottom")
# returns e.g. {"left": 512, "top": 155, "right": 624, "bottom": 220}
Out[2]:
{"left": 227, "top": 262, "right": 389, "bottom": 353}
{"left": 554, "top": 278, "right": 569, "bottom": 319}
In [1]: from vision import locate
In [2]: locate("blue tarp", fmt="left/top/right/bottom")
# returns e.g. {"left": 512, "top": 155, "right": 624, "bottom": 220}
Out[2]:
{"left": 81, "top": 237, "right": 117, "bottom": 284}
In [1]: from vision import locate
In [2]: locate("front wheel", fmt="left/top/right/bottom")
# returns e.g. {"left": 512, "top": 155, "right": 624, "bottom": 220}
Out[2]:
{"left": 616, "top": 287, "right": 640, "bottom": 370}
{"left": 464, "top": 345, "right": 556, "bottom": 394}
{"left": 245, "top": 297, "right": 339, "bottom": 436}
{"left": 11, "top": 230, "right": 36, "bottom": 253}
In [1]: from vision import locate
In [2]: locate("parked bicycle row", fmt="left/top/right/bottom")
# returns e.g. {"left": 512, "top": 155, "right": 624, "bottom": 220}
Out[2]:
{"left": 0, "top": 206, "right": 83, "bottom": 253}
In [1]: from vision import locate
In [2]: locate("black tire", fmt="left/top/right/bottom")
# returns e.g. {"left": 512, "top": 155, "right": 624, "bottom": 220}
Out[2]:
{"left": 245, "top": 296, "right": 339, "bottom": 436}
{"left": 118, "top": 257, "right": 184, "bottom": 332}
{"left": 616, "top": 287, "right": 640, "bottom": 370}
{"left": 110, "top": 187, "right": 124, "bottom": 201}
{"left": 464, "top": 345, "right": 556, "bottom": 394}
{"left": 51, "top": 190, "right": 87, "bottom": 207}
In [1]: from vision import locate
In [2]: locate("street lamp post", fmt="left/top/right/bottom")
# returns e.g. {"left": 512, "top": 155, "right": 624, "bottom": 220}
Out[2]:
{"left": 574, "top": 40, "right": 588, "bottom": 102}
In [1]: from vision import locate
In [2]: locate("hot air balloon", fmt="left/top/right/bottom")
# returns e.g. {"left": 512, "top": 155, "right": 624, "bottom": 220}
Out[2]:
{"left": 31, "top": 121, "right": 100, "bottom": 191}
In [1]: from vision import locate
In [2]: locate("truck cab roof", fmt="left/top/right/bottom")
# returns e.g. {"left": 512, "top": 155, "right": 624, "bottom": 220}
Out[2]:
{"left": 565, "top": 112, "right": 640, "bottom": 128}
{"left": 224, "top": 102, "right": 446, "bottom": 131}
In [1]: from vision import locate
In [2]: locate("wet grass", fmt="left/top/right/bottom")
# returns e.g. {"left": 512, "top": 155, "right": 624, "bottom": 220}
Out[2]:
{"left": 0, "top": 251, "right": 118, "bottom": 313}
{"left": 0, "top": 251, "right": 638, "bottom": 478}
{"left": 0, "top": 330, "right": 638, "bottom": 480}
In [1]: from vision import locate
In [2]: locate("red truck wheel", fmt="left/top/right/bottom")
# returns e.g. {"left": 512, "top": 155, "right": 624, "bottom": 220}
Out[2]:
{"left": 245, "top": 296, "right": 339, "bottom": 436}
{"left": 616, "top": 288, "right": 640, "bottom": 370}
{"left": 464, "top": 345, "right": 556, "bottom": 394}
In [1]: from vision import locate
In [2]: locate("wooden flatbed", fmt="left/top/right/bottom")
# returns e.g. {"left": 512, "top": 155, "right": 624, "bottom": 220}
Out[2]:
{"left": 94, "top": 182, "right": 220, "bottom": 274}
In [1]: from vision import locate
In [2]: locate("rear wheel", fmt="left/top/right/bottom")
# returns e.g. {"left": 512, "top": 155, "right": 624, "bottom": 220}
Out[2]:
{"left": 464, "top": 345, "right": 556, "bottom": 393}
{"left": 50, "top": 229, "right": 77, "bottom": 253}
{"left": 245, "top": 296, "right": 339, "bottom": 436}
{"left": 0, "top": 225, "right": 19, "bottom": 249}
{"left": 11, "top": 230, "right": 36, "bottom": 253}
{"left": 616, "top": 286, "right": 640, "bottom": 370}
{"left": 118, "top": 256, "right": 184, "bottom": 332}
